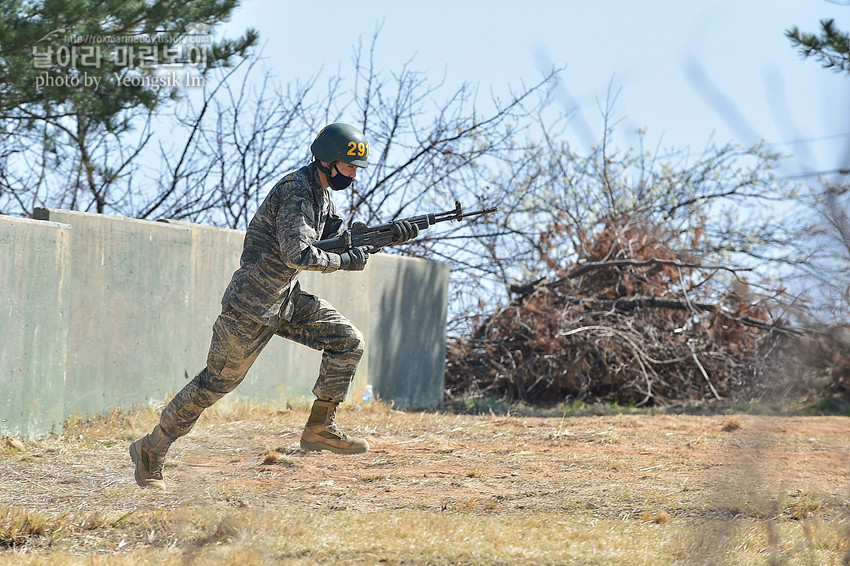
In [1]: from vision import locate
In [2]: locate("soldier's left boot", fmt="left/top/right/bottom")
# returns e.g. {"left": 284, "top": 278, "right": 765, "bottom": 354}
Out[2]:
{"left": 300, "top": 399, "right": 369, "bottom": 454}
{"left": 129, "top": 424, "right": 174, "bottom": 489}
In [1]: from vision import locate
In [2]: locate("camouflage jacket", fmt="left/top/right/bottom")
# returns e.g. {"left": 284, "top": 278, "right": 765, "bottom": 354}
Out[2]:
{"left": 221, "top": 163, "right": 345, "bottom": 324}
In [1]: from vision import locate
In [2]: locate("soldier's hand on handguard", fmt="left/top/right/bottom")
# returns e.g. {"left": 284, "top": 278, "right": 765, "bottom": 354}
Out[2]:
{"left": 338, "top": 246, "right": 369, "bottom": 271}
{"left": 391, "top": 219, "right": 419, "bottom": 244}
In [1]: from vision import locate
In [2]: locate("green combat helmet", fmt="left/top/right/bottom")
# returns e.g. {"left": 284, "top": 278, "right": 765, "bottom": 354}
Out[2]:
{"left": 311, "top": 123, "right": 369, "bottom": 168}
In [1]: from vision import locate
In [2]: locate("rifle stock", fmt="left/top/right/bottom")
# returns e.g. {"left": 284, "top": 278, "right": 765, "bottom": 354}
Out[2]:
{"left": 314, "top": 200, "right": 497, "bottom": 253}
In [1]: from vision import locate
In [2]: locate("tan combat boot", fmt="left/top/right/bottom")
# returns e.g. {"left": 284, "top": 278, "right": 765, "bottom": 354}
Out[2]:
{"left": 300, "top": 399, "right": 369, "bottom": 454}
{"left": 129, "top": 425, "right": 173, "bottom": 489}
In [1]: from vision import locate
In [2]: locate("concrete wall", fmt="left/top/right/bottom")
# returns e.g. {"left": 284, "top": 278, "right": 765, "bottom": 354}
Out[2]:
{"left": 0, "top": 216, "right": 71, "bottom": 438}
{"left": 31, "top": 210, "right": 197, "bottom": 420}
{"left": 1, "top": 210, "right": 449, "bottom": 439}
{"left": 367, "top": 255, "right": 449, "bottom": 407}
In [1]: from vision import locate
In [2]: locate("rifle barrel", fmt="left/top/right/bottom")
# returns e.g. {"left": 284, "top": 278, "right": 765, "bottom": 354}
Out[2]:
{"left": 462, "top": 207, "right": 498, "bottom": 218}
{"left": 432, "top": 205, "right": 497, "bottom": 224}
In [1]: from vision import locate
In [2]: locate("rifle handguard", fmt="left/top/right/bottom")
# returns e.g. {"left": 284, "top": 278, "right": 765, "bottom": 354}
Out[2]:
{"left": 314, "top": 201, "right": 497, "bottom": 253}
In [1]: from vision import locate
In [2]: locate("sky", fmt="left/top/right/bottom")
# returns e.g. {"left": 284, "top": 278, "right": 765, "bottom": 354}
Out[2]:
{"left": 218, "top": 0, "right": 850, "bottom": 181}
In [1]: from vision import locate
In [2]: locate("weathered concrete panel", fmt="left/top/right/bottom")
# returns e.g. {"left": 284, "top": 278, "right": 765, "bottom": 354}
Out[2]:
{"left": 0, "top": 216, "right": 70, "bottom": 438}
{"left": 158, "top": 219, "right": 244, "bottom": 393}
{"left": 366, "top": 254, "right": 450, "bottom": 408}
{"left": 34, "top": 208, "right": 194, "bottom": 418}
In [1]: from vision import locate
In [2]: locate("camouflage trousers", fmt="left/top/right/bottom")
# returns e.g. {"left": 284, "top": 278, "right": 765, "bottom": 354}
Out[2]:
{"left": 159, "top": 289, "right": 364, "bottom": 439}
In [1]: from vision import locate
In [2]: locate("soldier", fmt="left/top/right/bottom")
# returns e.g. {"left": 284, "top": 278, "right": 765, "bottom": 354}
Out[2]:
{"left": 129, "top": 123, "right": 418, "bottom": 489}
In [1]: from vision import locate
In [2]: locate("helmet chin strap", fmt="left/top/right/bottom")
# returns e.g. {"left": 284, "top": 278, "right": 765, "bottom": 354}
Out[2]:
{"left": 316, "top": 160, "right": 353, "bottom": 190}
{"left": 315, "top": 160, "right": 333, "bottom": 178}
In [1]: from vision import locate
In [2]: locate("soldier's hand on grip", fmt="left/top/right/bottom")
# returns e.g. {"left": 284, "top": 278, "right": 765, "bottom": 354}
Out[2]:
{"left": 338, "top": 246, "right": 369, "bottom": 271}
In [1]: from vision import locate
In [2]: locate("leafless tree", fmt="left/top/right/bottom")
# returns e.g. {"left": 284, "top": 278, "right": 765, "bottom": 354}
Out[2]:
{"left": 132, "top": 32, "right": 562, "bottom": 335}
{"left": 0, "top": 103, "right": 155, "bottom": 214}
{"left": 453, "top": 99, "right": 812, "bottom": 333}
{"left": 3, "top": 27, "right": 835, "bottom": 336}
{"left": 131, "top": 57, "right": 332, "bottom": 226}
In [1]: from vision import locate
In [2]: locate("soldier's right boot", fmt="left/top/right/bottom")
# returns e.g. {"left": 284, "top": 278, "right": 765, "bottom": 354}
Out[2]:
{"left": 129, "top": 424, "right": 174, "bottom": 489}
{"left": 300, "top": 399, "right": 369, "bottom": 454}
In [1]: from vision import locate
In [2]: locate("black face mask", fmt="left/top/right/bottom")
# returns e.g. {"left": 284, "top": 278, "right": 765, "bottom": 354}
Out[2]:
{"left": 329, "top": 169, "right": 353, "bottom": 190}
{"left": 317, "top": 161, "right": 354, "bottom": 191}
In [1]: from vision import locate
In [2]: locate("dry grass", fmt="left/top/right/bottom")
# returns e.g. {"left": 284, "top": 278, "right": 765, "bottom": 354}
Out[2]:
{"left": 0, "top": 401, "right": 848, "bottom": 565}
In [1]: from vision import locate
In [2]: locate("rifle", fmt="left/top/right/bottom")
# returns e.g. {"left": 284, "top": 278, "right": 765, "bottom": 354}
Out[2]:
{"left": 314, "top": 200, "right": 497, "bottom": 253}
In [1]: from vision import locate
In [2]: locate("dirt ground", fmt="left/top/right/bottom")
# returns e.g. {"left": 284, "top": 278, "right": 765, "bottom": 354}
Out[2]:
{"left": 1, "top": 401, "right": 849, "bottom": 561}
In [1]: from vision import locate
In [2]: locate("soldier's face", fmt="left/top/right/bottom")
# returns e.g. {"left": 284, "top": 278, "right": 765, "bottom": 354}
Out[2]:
{"left": 335, "top": 162, "right": 358, "bottom": 179}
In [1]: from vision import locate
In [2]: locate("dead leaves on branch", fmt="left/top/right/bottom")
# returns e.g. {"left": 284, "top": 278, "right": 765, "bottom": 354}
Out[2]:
{"left": 447, "top": 216, "right": 849, "bottom": 406}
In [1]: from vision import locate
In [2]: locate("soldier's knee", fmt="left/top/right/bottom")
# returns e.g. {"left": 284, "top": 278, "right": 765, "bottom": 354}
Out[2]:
{"left": 347, "top": 326, "right": 365, "bottom": 357}
{"left": 198, "top": 366, "right": 244, "bottom": 397}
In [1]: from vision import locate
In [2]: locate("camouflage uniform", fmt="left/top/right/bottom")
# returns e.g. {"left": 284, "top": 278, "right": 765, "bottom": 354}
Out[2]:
{"left": 159, "top": 162, "right": 364, "bottom": 440}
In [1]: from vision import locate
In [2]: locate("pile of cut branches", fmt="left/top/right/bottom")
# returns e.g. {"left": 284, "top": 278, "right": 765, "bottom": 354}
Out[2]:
{"left": 447, "top": 217, "right": 848, "bottom": 406}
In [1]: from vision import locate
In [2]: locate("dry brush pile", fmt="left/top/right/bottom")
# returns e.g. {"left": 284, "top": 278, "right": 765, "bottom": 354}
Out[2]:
{"left": 447, "top": 216, "right": 850, "bottom": 406}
